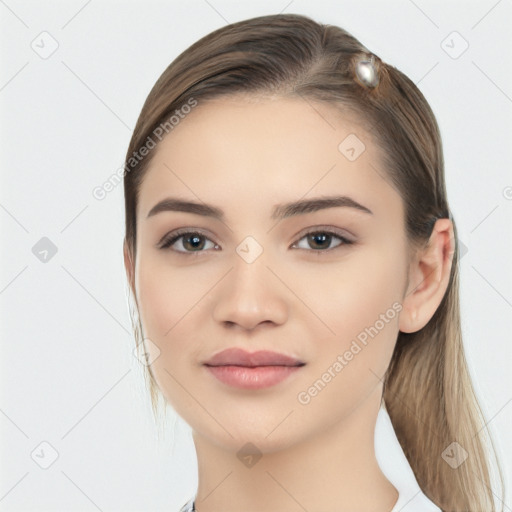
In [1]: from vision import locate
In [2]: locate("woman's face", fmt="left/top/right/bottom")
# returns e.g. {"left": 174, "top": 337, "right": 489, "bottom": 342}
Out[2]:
{"left": 130, "top": 95, "right": 411, "bottom": 453}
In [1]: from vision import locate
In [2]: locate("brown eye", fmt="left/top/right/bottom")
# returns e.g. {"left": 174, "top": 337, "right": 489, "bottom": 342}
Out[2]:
{"left": 292, "top": 230, "right": 353, "bottom": 252}
{"left": 160, "top": 231, "right": 217, "bottom": 253}
{"left": 182, "top": 234, "right": 205, "bottom": 251}
{"left": 307, "top": 232, "right": 333, "bottom": 250}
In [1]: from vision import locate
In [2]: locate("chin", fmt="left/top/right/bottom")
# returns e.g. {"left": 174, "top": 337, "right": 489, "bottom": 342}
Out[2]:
{"left": 189, "top": 410, "right": 308, "bottom": 456}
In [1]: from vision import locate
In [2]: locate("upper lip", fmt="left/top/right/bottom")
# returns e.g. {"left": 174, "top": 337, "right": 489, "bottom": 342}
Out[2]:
{"left": 204, "top": 348, "right": 305, "bottom": 367}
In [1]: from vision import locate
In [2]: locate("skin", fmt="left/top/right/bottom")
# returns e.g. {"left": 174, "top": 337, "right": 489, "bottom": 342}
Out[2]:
{"left": 124, "top": 95, "right": 454, "bottom": 512}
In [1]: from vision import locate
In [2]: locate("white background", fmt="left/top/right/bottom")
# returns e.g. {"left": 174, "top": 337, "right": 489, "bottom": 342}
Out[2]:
{"left": 1, "top": 1, "right": 511, "bottom": 510}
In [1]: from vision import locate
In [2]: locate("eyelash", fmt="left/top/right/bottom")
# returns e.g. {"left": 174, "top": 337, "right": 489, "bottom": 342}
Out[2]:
{"left": 158, "top": 227, "right": 354, "bottom": 255}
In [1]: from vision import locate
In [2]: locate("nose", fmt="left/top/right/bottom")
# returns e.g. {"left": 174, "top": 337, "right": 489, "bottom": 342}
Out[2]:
{"left": 212, "top": 253, "right": 289, "bottom": 331}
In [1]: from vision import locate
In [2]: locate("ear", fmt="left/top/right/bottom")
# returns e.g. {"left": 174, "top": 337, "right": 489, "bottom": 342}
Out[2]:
{"left": 399, "top": 218, "right": 455, "bottom": 333}
{"left": 123, "top": 239, "right": 136, "bottom": 297}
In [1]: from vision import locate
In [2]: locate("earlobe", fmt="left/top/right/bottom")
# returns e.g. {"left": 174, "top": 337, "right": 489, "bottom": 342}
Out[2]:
{"left": 399, "top": 218, "right": 455, "bottom": 334}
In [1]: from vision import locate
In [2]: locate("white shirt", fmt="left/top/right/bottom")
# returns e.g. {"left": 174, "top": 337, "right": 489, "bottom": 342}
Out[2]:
{"left": 377, "top": 404, "right": 441, "bottom": 512}
{"left": 178, "top": 405, "right": 441, "bottom": 512}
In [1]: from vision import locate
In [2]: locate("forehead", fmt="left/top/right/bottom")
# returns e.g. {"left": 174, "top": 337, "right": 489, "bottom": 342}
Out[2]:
{"left": 137, "top": 95, "right": 400, "bottom": 223}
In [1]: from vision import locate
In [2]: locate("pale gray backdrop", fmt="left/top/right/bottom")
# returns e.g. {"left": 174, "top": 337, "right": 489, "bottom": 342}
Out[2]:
{"left": 1, "top": 0, "right": 511, "bottom": 510}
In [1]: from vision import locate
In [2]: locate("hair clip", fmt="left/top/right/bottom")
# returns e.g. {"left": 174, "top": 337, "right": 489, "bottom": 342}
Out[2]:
{"left": 355, "top": 54, "right": 379, "bottom": 88}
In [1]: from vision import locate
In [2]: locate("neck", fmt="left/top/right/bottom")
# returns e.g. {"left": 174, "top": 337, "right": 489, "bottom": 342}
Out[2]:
{"left": 191, "top": 386, "right": 398, "bottom": 512}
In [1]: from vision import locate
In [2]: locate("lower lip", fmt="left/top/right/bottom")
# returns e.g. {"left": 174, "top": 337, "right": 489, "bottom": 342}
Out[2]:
{"left": 205, "top": 365, "right": 302, "bottom": 389}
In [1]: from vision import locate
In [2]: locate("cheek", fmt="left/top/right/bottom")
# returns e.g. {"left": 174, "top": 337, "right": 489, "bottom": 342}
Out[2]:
{"left": 136, "top": 256, "right": 204, "bottom": 354}
{"left": 135, "top": 256, "right": 209, "bottom": 415}
{"left": 135, "top": 254, "right": 225, "bottom": 373}
{"left": 137, "top": 266, "right": 175, "bottom": 342}
{"left": 292, "top": 253, "right": 404, "bottom": 429}
{"left": 311, "top": 247, "right": 406, "bottom": 379}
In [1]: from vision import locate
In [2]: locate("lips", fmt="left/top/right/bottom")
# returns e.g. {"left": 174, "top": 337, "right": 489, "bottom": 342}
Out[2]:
{"left": 204, "top": 348, "right": 304, "bottom": 367}
{"left": 203, "top": 348, "right": 305, "bottom": 390}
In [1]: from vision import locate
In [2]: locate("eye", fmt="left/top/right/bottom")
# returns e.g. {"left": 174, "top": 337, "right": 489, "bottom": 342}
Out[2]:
{"left": 159, "top": 230, "right": 218, "bottom": 253}
{"left": 158, "top": 227, "right": 354, "bottom": 254}
{"left": 291, "top": 229, "right": 353, "bottom": 252}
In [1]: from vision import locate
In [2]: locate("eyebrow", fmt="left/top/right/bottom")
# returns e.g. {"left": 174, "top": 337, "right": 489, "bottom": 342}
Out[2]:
{"left": 146, "top": 195, "right": 373, "bottom": 221}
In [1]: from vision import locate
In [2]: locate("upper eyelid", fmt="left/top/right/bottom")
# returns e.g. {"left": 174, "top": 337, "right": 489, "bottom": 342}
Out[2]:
{"left": 293, "top": 225, "right": 354, "bottom": 242}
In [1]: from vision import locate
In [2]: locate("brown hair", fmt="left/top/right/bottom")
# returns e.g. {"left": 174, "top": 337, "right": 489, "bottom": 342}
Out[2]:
{"left": 123, "top": 13, "right": 504, "bottom": 511}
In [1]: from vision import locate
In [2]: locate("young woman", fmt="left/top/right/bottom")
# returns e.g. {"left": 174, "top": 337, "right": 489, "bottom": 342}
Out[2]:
{"left": 122, "top": 13, "right": 504, "bottom": 512}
